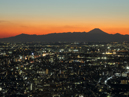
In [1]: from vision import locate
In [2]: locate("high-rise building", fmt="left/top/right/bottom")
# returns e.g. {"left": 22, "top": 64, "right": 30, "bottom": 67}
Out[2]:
{"left": 46, "top": 69, "right": 49, "bottom": 75}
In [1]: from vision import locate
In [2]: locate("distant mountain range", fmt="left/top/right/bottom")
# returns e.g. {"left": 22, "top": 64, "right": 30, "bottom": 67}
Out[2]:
{"left": 0, "top": 28, "right": 129, "bottom": 42}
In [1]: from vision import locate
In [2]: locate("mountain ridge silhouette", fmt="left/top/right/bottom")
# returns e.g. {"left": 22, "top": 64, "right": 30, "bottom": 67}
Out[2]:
{"left": 0, "top": 28, "right": 129, "bottom": 42}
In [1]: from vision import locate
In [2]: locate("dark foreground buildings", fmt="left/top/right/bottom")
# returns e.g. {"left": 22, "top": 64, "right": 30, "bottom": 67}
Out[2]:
{"left": 0, "top": 42, "right": 129, "bottom": 97}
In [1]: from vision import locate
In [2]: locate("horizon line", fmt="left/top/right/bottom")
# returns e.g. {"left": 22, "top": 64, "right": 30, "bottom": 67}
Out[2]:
{"left": 0, "top": 28, "right": 129, "bottom": 39}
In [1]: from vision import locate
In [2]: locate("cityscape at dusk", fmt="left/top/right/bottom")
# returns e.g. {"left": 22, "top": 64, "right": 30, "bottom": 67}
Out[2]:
{"left": 0, "top": 0, "right": 129, "bottom": 38}
{"left": 1, "top": 0, "right": 129, "bottom": 97}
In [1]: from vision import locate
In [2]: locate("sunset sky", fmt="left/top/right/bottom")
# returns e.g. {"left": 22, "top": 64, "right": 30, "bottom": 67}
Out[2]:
{"left": 0, "top": 0, "right": 129, "bottom": 38}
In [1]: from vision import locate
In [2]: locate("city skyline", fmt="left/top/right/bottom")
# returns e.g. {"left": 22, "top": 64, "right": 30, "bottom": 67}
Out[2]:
{"left": 0, "top": 0, "right": 129, "bottom": 38}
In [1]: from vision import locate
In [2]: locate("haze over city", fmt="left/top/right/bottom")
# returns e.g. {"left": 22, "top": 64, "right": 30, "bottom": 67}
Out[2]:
{"left": 0, "top": 0, "right": 129, "bottom": 38}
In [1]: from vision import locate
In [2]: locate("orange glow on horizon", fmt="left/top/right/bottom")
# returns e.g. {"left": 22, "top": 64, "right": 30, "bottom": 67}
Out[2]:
{"left": 0, "top": 27, "right": 129, "bottom": 38}
{"left": 0, "top": 22, "right": 129, "bottom": 38}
